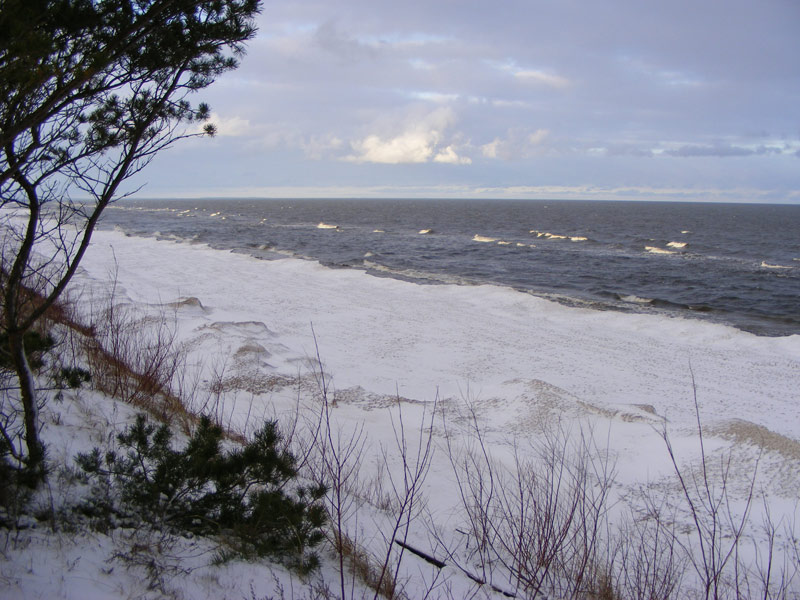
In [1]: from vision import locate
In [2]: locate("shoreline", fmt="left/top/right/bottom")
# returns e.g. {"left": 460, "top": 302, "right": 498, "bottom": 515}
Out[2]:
{"left": 97, "top": 196, "right": 800, "bottom": 339}
{"left": 79, "top": 228, "right": 800, "bottom": 436}
{"left": 3, "top": 225, "right": 799, "bottom": 598}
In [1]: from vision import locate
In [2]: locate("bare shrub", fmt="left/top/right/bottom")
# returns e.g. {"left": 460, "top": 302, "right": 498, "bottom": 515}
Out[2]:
{"left": 441, "top": 407, "right": 615, "bottom": 599}
{"left": 609, "top": 507, "right": 686, "bottom": 600}
{"left": 83, "top": 274, "right": 187, "bottom": 423}
{"left": 652, "top": 374, "right": 800, "bottom": 600}
{"left": 302, "top": 332, "right": 438, "bottom": 600}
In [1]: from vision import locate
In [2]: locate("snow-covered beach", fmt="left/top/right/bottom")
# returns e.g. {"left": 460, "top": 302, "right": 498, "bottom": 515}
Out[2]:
{"left": 78, "top": 228, "right": 799, "bottom": 445}
{"left": 4, "top": 226, "right": 800, "bottom": 598}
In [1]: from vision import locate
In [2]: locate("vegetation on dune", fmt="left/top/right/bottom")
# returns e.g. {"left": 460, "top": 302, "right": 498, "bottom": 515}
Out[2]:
{"left": 77, "top": 414, "right": 327, "bottom": 574}
{"left": 0, "top": 0, "right": 261, "bottom": 479}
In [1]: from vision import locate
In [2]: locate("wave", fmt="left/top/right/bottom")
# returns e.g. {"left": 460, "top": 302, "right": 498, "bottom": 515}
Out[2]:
{"left": 247, "top": 243, "right": 272, "bottom": 251}
{"left": 530, "top": 229, "right": 587, "bottom": 241}
{"left": 645, "top": 246, "right": 675, "bottom": 255}
{"left": 317, "top": 222, "right": 339, "bottom": 230}
{"left": 472, "top": 234, "right": 498, "bottom": 243}
{"left": 761, "top": 261, "right": 792, "bottom": 270}
{"left": 618, "top": 294, "right": 654, "bottom": 304}
{"left": 497, "top": 240, "right": 512, "bottom": 246}
{"left": 667, "top": 241, "right": 687, "bottom": 249}
{"left": 611, "top": 291, "right": 715, "bottom": 314}
{"left": 362, "top": 260, "right": 472, "bottom": 286}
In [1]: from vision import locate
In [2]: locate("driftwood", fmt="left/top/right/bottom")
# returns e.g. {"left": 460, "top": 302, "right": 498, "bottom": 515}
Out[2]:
{"left": 393, "top": 539, "right": 517, "bottom": 598}
{"left": 393, "top": 539, "right": 446, "bottom": 568}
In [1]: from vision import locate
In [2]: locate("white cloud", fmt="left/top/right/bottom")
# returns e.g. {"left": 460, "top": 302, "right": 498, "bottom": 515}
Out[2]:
{"left": 350, "top": 132, "right": 436, "bottom": 163}
{"left": 514, "top": 69, "right": 570, "bottom": 89}
{"left": 434, "top": 145, "right": 472, "bottom": 164}
{"left": 408, "top": 91, "right": 460, "bottom": 103}
{"left": 481, "top": 138, "right": 501, "bottom": 159}
{"left": 528, "top": 129, "right": 549, "bottom": 145}
{"left": 493, "top": 61, "right": 570, "bottom": 89}
{"left": 199, "top": 113, "right": 252, "bottom": 137}
{"left": 347, "top": 107, "right": 470, "bottom": 164}
{"left": 482, "top": 128, "right": 550, "bottom": 159}
{"left": 299, "top": 134, "right": 344, "bottom": 159}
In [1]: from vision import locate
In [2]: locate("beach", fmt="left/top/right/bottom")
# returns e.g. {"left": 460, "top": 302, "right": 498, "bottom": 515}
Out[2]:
{"left": 4, "top": 225, "right": 798, "bottom": 599}
{"left": 75, "top": 228, "right": 800, "bottom": 500}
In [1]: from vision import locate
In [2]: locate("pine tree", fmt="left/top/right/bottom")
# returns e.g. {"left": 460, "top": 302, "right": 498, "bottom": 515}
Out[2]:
{"left": 0, "top": 0, "right": 261, "bottom": 479}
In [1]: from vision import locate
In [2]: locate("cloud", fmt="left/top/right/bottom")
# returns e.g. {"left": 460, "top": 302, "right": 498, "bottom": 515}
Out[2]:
{"left": 663, "top": 144, "right": 785, "bottom": 158}
{"left": 513, "top": 69, "right": 570, "bottom": 89}
{"left": 434, "top": 146, "right": 472, "bottom": 164}
{"left": 350, "top": 132, "right": 436, "bottom": 163}
{"left": 199, "top": 113, "right": 252, "bottom": 137}
{"left": 299, "top": 134, "right": 344, "bottom": 159}
{"left": 313, "top": 20, "right": 378, "bottom": 62}
{"left": 482, "top": 129, "right": 550, "bottom": 159}
{"left": 492, "top": 61, "right": 570, "bottom": 89}
{"left": 138, "top": 2, "right": 799, "bottom": 203}
{"left": 347, "top": 108, "right": 470, "bottom": 164}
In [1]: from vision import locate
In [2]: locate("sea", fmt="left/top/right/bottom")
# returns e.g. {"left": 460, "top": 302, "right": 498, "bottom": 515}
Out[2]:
{"left": 96, "top": 198, "right": 800, "bottom": 338}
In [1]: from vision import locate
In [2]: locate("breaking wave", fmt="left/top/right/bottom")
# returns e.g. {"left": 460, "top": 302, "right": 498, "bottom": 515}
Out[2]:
{"left": 619, "top": 294, "right": 654, "bottom": 304}
{"left": 645, "top": 246, "right": 675, "bottom": 255}
{"left": 761, "top": 261, "right": 792, "bottom": 270}
{"left": 472, "top": 234, "right": 498, "bottom": 243}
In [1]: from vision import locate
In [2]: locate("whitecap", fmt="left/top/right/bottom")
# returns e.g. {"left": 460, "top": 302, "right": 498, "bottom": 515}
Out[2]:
{"left": 570, "top": 236, "right": 588, "bottom": 242}
{"left": 364, "top": 251, "right": 374, "bottom": 258}
{"left": 373, "top": 229, "right": 385, "bottom": 233}
{"left": 531, "top": 229, "right": 572, "bottom": 240}
{"left": 645, "top": 246, "right": 675, "bottom": 255}
{"left": 210, "top": 212, "right": 221, "bottom": 217}
{"left": 667, "top": 241, "right": 687, "bottom": 249}
{"left": 761, "top": 261, "right": 791, "bottom": 270}
{"left": 681, "top": 230, "right": 691, "bottom": 234}
{"left": 418, "top": 229, "right": 433, "bottom": 234}
{"left": 620, "top": 295, "right": 654, "bottom": 304}
{"left": 497, "top": 240, "right": 512, "bottom": 246}
{"left": 317, "top": 222, "right": 339, "bottom": 230}
{"left": 472, "top": 234, "right": 497, "bottom": 243}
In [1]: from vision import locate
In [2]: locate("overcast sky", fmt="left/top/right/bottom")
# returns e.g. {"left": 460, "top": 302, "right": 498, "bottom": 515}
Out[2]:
{"left": 133, "top": 0, "right": 800, "bottom": 203}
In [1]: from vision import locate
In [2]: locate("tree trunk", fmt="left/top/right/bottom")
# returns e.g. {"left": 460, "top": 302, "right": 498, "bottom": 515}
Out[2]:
{"left": 7, "top": 330, "right": 45, "bottom": 480}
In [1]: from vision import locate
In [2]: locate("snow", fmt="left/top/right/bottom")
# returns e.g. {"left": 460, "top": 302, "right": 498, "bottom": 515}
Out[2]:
{"left": 3, "top": 227, "right": 800, "bottom": 598}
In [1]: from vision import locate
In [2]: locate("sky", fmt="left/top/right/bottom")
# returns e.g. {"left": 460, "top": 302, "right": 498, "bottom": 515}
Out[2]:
{"left": 132, "top": 0, "right": 800, "bottom": 203}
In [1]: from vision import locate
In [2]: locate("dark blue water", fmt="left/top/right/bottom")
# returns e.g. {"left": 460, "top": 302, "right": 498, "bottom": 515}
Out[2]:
{"left": 98, "top": 198, "right": 800, "bottom": 337}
